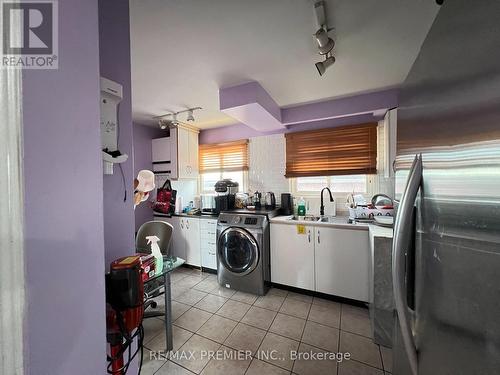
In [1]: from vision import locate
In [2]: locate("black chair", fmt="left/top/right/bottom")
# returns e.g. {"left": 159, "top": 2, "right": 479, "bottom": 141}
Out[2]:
{"left": 135, "top": 220, "right": 174, "bottom": 317}
{"left": 136, "top": 220, "right": 173, "bottom": 256}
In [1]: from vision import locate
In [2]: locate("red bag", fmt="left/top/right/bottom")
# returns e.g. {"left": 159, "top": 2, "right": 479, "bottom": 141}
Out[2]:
{"left": 153, "top": 179, "right": 175, "bottom": 214}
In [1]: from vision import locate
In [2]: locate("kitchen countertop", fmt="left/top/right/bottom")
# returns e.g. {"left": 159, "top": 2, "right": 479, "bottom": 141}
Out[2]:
{"left": 270, "top": 215, "right": 369, "bottom": 231}
{"left": 153, "top": 212, "right": 218, "bottom": 220}
{"left": 368, "top": 224, "right": 393, "bottom": 238}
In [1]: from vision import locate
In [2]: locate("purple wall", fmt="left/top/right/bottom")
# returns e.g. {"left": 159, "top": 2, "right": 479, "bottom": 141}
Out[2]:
{"left": 22, "top": 0, "right": 106, "bottom": 374}
{"left": 99, "top": 0, "right": 136, "bottom": 266}
{"left": 201, "top": 87, "right": 398, "bottom": 144}
{"left": 199, "top": 113, "right": 379, "bottom": 144}
{"left": 133, "top": 124, "right": 165, "bottom": 231}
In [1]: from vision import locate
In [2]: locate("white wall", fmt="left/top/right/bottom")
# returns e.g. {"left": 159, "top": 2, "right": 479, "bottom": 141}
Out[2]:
{"left": 245, "top": 125, "right": 395, "bottom": 216}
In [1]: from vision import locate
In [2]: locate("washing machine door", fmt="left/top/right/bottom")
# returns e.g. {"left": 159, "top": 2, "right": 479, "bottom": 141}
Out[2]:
{"left": 218, "top": 227, "right": 259, "bottom": 276}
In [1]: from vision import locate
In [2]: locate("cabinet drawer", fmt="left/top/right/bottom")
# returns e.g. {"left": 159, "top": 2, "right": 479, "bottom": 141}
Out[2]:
{"left": 201, "top": 241, "right": 216, "bottom": 249}
{"left": 201, "top": 231, "right": 217, "bottom": 238}
{"left": 200, "top": 221, "right": 217, "bottom": 229}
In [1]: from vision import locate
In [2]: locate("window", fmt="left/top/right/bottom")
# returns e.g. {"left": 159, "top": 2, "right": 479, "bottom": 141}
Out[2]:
{"left": 285, "top": 123, "right": 377, "bottom": 177}
{"left": 200, "top": 170, "right": 246, "bottom": 193}
{"left": 294, "top": 175, "right": 368, "bottom": 194}
{"left": 199, "top": 140, "right": 248, "bottom": 193}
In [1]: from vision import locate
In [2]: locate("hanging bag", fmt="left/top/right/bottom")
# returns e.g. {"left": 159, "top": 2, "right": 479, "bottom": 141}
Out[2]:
{"left": 153, "top": 179, "right": 175, "bottom": 214}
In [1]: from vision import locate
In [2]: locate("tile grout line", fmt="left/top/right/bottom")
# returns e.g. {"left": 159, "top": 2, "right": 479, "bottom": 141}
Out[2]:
{"left": 337, "top": 303, "right": 343, "bottom": 375}
{"left": 155, "top": 280, "right": 385, "bottom": 374}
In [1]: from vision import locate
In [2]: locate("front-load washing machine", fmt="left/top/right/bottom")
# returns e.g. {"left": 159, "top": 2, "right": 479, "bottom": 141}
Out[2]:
{"left": 216, "top": 211, "right": 273, "bottom": 295}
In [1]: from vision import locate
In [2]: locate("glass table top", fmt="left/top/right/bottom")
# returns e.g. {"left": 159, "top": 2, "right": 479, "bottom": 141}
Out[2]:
{"left": 135, "top": 251, "right": 185, "bottom": 282}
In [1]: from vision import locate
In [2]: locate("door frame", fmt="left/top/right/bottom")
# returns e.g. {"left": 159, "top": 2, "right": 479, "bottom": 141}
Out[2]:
{"left": 0, "top": 3, "right": 26, "bottom": 373}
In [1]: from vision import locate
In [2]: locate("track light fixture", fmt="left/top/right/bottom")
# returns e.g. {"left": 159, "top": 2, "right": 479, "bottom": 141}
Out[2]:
{"left": 313, "top": 0, "right": 336, "bottom": 76}
{"left": 158, "top": 119, "right": 169, "bottom": 130}
{"left": 186, "top": 109, "right": 195, "bottom": 122}
{"left": 315, "top": 28, "right": 335, "bottom": 55}
{"left": 154, "top": 107, "right": 202, "bottom": 129}
{"left": 315, "top": 54, "right": 335, "bottom": 76}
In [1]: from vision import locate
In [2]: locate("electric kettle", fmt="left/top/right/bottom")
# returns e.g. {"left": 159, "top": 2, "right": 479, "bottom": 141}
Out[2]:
{"left": 265, "top": 192, "right": 276, "bottom": 209}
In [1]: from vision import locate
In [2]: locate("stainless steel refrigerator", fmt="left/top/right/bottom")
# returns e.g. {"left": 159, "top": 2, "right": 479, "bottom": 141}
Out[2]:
{"left": 392, "top": 1, "right": 500, "bottom": 374}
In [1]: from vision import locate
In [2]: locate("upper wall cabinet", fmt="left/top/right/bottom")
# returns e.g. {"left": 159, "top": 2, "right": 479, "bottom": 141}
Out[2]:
{"left": 152, "top": 125, "right": 199, "bottom": 180}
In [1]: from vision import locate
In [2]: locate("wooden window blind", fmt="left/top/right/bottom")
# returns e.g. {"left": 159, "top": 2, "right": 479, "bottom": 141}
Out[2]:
{"left": 199, "top": 140, "right": 249, "bottom": 173}
{"left": 285, "top": 123, "right": 377, "bottom": 177}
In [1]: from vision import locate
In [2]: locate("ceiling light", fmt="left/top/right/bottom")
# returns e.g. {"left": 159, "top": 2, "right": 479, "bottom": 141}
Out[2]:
{"left": 315, "top": 28, "right": 335, "bottom": 55}
{"left": 159, "top": 119, "right": 169, "bottom": 130}
{"left": 171, "top": 113, "right": 179, "bottom": 126}
{"left": 315, "top": 55, "right": 335, "bottom": 76}
{"left": 186, "top": 109, "right": 195, "bottom": 122}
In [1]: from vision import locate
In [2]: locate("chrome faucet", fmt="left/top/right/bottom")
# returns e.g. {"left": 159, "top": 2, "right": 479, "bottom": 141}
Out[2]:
{"left": 320, "top": 187, "right": 334, "bottom": 216}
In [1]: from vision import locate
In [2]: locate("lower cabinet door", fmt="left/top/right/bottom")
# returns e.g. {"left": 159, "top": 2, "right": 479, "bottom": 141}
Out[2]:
{"left": 184, "top": 218, "right": 201, "bottom": 267}
{"left": 171, "top": 217, "right": 186, "bottom": 260}
{"left": 270, "top": 223, "right": 315, "bottom": 290}
{"left": 314, "top": 227, "right": 370, "bottom": 302}
{"left": 154, "top": 216, "right": 185, "bottom": 259}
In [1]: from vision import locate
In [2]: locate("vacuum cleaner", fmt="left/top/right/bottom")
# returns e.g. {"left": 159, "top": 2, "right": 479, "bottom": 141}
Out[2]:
{"left": 105, "top": 254, "right": 155, "bottom": 374}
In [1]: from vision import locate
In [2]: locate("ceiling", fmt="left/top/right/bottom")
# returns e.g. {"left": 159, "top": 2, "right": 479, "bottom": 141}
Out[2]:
{"left": 130, "top": 0, "right": 439, "bottom": 129}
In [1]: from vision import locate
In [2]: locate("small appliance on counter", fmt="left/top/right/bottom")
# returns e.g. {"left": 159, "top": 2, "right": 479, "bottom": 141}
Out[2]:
{"left": 235, "top": 192, "right": 249, "bottom": 209}
{"left": 279, "top": 193, "right": 293, "bottom": 215}
{"left": 264, "top": 192, "right": 276, "bottom": 209}
{"left": 252, "top": 191, "right": 262, "bottom": 209}
{"left": 201, "top": 194, "right": 217, "bottom": 215}
{"left": 214, "top": 179, "right": 239, "bottom": 214}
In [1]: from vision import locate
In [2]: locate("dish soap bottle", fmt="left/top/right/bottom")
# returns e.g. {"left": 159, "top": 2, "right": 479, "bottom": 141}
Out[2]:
{"left": 297, "top": 197, "right": 306, "bottom": 216}
{"left": 146, "top": 235, "right": 163, "bottom": 275}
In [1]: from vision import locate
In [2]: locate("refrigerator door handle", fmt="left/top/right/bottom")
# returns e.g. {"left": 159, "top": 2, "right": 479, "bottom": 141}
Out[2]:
{"left": 392, "top": 153, "right": 422, "bottom": 375}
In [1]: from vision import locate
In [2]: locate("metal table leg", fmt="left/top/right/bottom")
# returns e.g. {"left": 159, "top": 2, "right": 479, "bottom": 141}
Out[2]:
{"left": 164, "top": 272, "right": 173, "bottom": 351}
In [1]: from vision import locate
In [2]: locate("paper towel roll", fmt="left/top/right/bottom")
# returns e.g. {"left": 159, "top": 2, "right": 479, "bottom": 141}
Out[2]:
{"left": 175, "top": 196, "right": 183, "bottom": 214}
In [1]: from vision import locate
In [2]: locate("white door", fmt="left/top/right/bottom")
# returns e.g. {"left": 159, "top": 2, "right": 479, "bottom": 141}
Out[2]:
{"left": 177, "top": 127, "right": 190, "bottom": 178}
{"left": 270, "top": 223, "right": 315, "bottom": 290}
{"left": 315, "top": 227, "right": 370, "bottom": 302}
{"left": 184, "top": 217, "right": 201, "bottom": 266}
{"left": 188, "top": 130, "right": 199, "bottom": 177}
{"left": 152, "top": 137, "right": 171, "bottom": 163}
{"left": 154, "top": 216, "right": 184, "bottom": 259}
{"left": 171, "top": 216, "right": 186, "bottom": 260}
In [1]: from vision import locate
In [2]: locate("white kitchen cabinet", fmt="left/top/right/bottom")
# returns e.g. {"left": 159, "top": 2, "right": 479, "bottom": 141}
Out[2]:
{"left": 183, "top": 217, "right": 201, "bottom": 266}
{"left": 200, "top": 219, "right": 217, "bottom": 270}
{"left": 154, "top": 215, "right": 201, "bottom": 267}
{"left": 314, "top": 227, "right": 370, "bottom": 302}
{"left": 270, "top": 223, "right": 315, "bottom": 290}
{"left": 152, "top": 129, "right": 178, "bottom": 179}
{"left": 188, "top": 130, "right": 199, "bottom": 176}
{"left": 176, "top": 126, "right": 199, "bottom": 179}
{"left": 152, "top": 125, "right": 198, "bottom": 180}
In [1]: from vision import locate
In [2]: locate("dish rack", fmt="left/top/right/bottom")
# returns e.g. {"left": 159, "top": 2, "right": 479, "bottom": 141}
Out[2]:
{"left": 347, "top": 206, "right": 394, "bottom": 220}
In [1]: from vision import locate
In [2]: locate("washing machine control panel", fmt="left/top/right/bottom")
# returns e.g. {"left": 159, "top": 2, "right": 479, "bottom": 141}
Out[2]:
{"left": 217, "top": 213, "right": 266, "bottom": 228}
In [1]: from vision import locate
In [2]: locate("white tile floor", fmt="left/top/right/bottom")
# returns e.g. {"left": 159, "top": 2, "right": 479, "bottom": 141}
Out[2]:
{"left": 141, "top": 267, "right": 393, "bottom": 375}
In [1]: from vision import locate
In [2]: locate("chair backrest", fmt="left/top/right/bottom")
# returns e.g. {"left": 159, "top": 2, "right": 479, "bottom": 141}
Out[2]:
{"left": 136, "top": 220, "right": 174, "bottom": 255}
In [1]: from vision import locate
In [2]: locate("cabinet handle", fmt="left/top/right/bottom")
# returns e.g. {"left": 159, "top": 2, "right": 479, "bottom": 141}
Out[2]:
{"left": 180, "top": 219, "right": 184, "bottom": 229}
{"left": 318, "top": 230, "right": 320, "bottom": 244}
{"left": 186, "top": 219, "right": 189, "bottom": 229}
{"left": 308, "top": 230, "right": 311, "bottom": 243}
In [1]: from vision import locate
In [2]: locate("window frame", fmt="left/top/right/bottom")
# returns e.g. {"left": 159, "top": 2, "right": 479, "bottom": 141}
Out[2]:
{"left": 199, "top": 170, "right": 248, "bottom": 194}
{"left": 289, "top": 174, "right": 377, "bottom": 198}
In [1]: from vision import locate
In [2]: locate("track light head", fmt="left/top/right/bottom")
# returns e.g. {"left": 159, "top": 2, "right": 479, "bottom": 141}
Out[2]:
{"left": 186, "top": 109, "right": 195, "bottom": 122}
{"left": 315, "top": 55, "right": 335, "bottom": 76}
{"left": 159, "top": 119, "right": 169, "bottom": 130}
{"left": 315, "top": 28, "right": 335, "bottom": 55}
{"left": 171, "top": 113, "right": 179, "bottom": 125}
